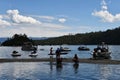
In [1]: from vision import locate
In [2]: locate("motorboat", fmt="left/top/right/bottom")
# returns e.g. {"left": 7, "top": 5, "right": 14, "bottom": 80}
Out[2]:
{"left": 48, "top": 52, "right": 68, "bottom": 55}
{"left": 21, "top": 42, "right": 37, "bottom": 51}
{"left": 29, "top": 51, "right": 38, "bottom": 57}
{"left": 92, "top": 42, "right": 111, "bottom": 59}
{"left": 78, "top": 46, "right": 90, "bottom": 51}
{"left": 60, "top": 47, "right": 71, "bottom": 51}
{"left": 11, "top": 51, "right": 21, "bottom": 57}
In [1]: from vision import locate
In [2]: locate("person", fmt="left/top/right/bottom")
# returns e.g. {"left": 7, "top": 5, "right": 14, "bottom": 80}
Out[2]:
{"left": 56, "top": 48, "right": 62, "bottom": 64}
{"left": 12, "top": 50, "right": 18, "bottom": 54}
{"left": 56, "top": 48, "right": 60, "bottom": 58}
{"left": 72, "top": 54, "right": 79, "bottom": 64}
{"left": 50, "top": 47, "right": 53, "bottom": 55}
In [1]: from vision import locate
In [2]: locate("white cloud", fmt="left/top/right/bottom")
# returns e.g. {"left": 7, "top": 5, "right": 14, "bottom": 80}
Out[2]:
{"left": 58, "top": 18, "right": 66, "bottom": 23}
{"left": 0, "top": 15, "right": 3, "bottom": 19}
{"left": 38, "top": 16, "right": 55, "bottom": 20}
{"left": 92, "top": 0, "right": 120, "bottom": 23}
{"left": 0, "top": 19, "right": 10, "bottom": 26}
{"left": 7, "top": 9, "right": 41, "bottom": 24}
{"left": 33, "top": 15, "right": 67, "bottom": 23}
{"left": 0, "top": 9, "right": 70, "bottom": 37}
{"left": 0, "top": 15, "right": 11, "bottom": 27}
{"left": 0, "top": 23, "right": 70, "bottom": 37}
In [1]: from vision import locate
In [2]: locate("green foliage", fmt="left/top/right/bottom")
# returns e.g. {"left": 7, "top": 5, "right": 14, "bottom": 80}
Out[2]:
{"left": 1, "top": 34, "right": 33, "bottom": 46}
{"left": 34, "top": 27, "right": 120, "bottom": 45}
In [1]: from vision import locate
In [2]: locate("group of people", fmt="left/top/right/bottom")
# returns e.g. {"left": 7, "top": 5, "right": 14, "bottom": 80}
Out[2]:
{"left": 49, "top": 47, "right": 79, "bottom": 64}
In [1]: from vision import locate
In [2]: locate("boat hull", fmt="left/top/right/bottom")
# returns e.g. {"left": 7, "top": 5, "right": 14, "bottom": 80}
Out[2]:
{"left": 48, "top": 52, "right": 68, "bottom": 55}
{"left": 11, "top": 54, "right": 21, "bottom": 57}
{"left": 93, "top": 52, "right": 111, "bottom": 59}
{"left": 78, "top": 47, "right": 90, "bottom": 51}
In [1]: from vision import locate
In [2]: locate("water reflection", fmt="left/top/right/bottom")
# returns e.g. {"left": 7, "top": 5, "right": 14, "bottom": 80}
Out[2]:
{"left": 98, "top": 65, "right": 112, "bottom": 80}
{"left": 73, "top": 63, "right": 79, "bottom": 74}
{"left": 49, "top": 55, "right": 53, "bottom": 71}
{"left": 56, "top": 61, "right": 63, "bottom": 75}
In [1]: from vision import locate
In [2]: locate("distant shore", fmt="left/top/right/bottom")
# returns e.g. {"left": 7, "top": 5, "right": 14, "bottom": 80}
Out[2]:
{"left": 0, "top": 58, "right": 120, "bottom": 64}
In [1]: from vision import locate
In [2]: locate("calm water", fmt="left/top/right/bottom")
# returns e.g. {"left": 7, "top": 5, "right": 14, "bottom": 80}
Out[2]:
{"left": 0, "top": 45, "right": 120, "bottom": 80}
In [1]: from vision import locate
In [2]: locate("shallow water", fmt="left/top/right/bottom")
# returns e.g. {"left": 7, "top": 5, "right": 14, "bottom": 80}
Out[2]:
{"left": 0, "top": 62, "right": 120, "bottom": 80}
{"left": 0, "top": 45, "right": 120, "bottom": 79}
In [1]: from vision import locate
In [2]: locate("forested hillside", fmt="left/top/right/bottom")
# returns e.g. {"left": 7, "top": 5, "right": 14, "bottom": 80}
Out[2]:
{"left": 34, "top": 27, "right": 120, "bottom": 45}
{"left": 1, "top": 34, "right": 34, "bottom": 46}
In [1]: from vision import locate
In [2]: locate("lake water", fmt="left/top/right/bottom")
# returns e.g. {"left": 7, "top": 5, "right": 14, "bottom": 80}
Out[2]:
{"left": 0, "top": 45, "right": 120, "bottom": 80}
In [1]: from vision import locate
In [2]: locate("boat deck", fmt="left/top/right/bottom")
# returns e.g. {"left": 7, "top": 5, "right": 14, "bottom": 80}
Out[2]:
{"left": 0, "top": 58, "right": 120, "bottom": 64}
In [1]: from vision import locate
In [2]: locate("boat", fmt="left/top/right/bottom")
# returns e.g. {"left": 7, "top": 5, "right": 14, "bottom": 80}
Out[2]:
{"left": 60, "top": 47, "right": 71, "bottom": 51}
{"left": 48, "top": 52, "right": 68, "bottom": 55}
{"left": 21, "top": 42, "right": 37, "bottom": 51}
{"left": 11, "top": 51, "right": 21, "bottom": 57}
{"left": 78, "top": 46, "right": 90, "bottom": 51}
{"left": 29, "top": 51, "right": 38, "bottom": 57}
{"left": 92, "top": 42, "right": 111, "bottom": 59}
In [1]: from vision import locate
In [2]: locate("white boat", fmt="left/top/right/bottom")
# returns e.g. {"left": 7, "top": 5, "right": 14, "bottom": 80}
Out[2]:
{"left": 29, "top": 51, "right": 38, "bottom": 57}
{"left": 92, "top": 42, "right": 111, "bottom": 59}
{"left": 60, "top": 47, "right": 71, "bottom": 51}
{"left": 11, "top": 51, "right": 21, "bottom": 57}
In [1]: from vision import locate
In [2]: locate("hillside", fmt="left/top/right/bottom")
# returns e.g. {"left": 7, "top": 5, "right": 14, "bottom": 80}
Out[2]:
{"left": 1, "top": 34, "right": 34, "bottom": 46}
{"left": 34, "top": 27, "right": 120, "bottom": 45}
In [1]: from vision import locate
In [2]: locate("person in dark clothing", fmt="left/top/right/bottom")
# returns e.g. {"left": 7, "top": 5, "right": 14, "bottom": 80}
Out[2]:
{"left": 56, "top": 48, "right": 62, "bottom": 64}
{"left": 56, "top": 48, "right": 60, "bottom": 58}
{"left": 72, "top": 54, "right": 79, "bottom": 64}
{"left": 50, "top": 47, "right": 53, "bottom": 55}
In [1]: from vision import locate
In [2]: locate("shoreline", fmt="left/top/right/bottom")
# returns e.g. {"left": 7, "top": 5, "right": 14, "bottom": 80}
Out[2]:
{"left": 0, "top": 58, "right": 120, "bottom": 64}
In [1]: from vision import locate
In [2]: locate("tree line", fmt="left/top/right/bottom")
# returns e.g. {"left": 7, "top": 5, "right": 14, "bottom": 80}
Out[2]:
{"left": 1, "top": 34, "right": 34, "bottom": 46}
{"left": 1, "top": 27, "right": 120, "bottom": 46}
{"left": 34, "top": 27, "right": 120, "bottom": 45}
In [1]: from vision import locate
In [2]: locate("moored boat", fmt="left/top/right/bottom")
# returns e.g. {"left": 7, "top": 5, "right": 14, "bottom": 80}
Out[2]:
{"left": 21, "top": 42, "right": 37, "bottom": 51}
{"left": 48, "top": 52, "right": 68, "bottom": 55}
{"left": 29, "top": 51, "right": 38, "bottom": 57}
{"left": 78, "top": 46, "right": 90, "bottom": 51}
{"left": 92, "top": 42, "right": 111, "bottom": 59}
{"left": 60, "top": 47, "right": 71, "bottom": 51}
{"left": 11, "top": 51, "right": 21, "bottom": 57}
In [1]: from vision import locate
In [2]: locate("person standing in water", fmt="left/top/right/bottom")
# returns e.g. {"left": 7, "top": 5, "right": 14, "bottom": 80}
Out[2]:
{"left": 50, "top": 47, "right": 53, "bottom": 55}
{"left": 72, "top": 54, "right": 79, "bottom": 64}
{"left": 55, "top": 48, "right": 62, "bottom": 64}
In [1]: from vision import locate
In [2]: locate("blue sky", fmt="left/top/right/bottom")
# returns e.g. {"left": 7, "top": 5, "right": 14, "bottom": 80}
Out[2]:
{"left": 0, "top": 0, "right": 120, "bottom": 37}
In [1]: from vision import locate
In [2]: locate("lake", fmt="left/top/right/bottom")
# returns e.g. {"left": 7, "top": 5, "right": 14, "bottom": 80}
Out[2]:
{"left": 0, "top": 45, "right": 120, "bottom": 80}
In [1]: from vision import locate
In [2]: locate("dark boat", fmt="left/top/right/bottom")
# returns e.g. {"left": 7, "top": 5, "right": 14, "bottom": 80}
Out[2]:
{"left": 48, "top": 52, "right": 68, "bottom": 55}
{"left": 92, "top": 42, "right": 111, "bottom": 59}
{"left": 21, "top": 42, "right": 37, "bottom": 51}
{"left": 78, "top": 46, "right": 90, "bottom": 51}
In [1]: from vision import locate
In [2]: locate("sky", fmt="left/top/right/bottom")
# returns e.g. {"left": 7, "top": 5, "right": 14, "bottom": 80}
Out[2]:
{"left": 0, "top": 0, "right": 120, "bottom": 37}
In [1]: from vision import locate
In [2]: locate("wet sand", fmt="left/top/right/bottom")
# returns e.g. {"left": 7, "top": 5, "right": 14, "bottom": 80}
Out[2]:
{"left": 0, "top": 58, "right": 120, "bottom": 64}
